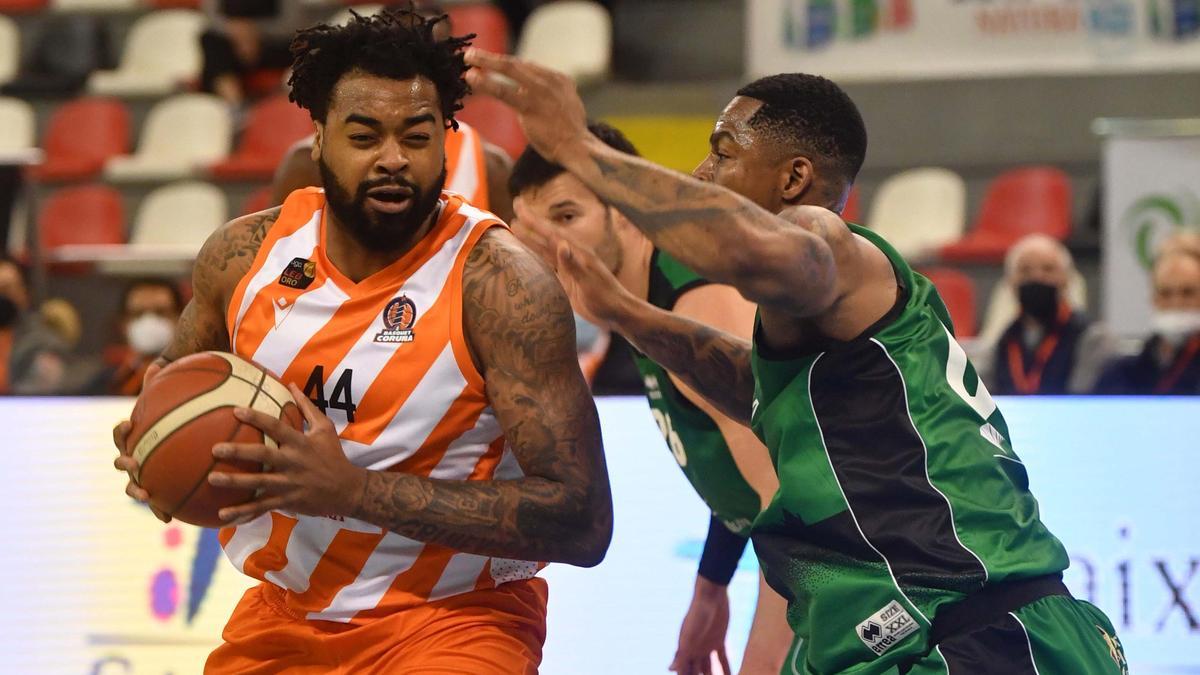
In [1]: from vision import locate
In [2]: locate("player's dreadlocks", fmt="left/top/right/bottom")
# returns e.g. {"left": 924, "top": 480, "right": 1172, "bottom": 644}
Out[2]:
{"left": 287, "top": 7, "right": 474, "bottom": 130}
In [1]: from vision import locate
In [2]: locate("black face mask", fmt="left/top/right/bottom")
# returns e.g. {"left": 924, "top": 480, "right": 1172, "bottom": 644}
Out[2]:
{"left": 1017, "top": 281, "right": 1059, "bottom": 325}
{"left": 0, "top": 295, "right": 17, "bottom": 329}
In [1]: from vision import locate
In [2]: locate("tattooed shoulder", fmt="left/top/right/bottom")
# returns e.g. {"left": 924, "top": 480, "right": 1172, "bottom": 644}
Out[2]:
{"left": 461, "top": 227, "right": 577, "bottom": 373}
{"left": 192, "top": 207, "right": 280, "bottom": 306}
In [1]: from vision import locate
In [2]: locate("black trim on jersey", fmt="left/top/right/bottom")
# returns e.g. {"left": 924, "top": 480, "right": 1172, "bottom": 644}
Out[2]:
{"left": 923, "top": 613, "right": 1041, "bottom": 675}
{"left": 752, "top": 508, "right": 888, "bottom": 605}
{"left": 648, "top": 249, "right": 711, "bottom": 309}
{"left": 808, "top": 341, "right": 988, "bottom": 596}
{"left": 754, "top": 267, "right": 909, "bottom": 363}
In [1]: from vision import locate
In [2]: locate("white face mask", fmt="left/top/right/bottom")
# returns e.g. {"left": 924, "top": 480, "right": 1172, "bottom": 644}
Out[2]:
{"left": 126, "top": 313, "right": 175, "bottom": 356}
{"left": 1151, "top": 310, "right": 1200, "bottom": 346}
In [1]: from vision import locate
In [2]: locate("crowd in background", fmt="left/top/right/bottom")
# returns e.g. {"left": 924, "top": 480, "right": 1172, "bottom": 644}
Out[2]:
{"left": 1, "top": 0, "right": 1197, "bottom": 398}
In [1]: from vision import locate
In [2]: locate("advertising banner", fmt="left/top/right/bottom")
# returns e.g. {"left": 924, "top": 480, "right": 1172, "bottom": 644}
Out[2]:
{"left": 1100, "top": 121, "right": 1200, "bottom": 335}
{"left": 748, "top": 1, "right": 1200, "bottom": 81}
{"left": 0, "top": 396, "right": 1196, "bottom": 673}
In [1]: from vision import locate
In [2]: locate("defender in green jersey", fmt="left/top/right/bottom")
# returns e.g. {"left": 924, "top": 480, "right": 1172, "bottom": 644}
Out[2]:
{"left": 467, "top": 50, "right": 1128, "bottom": 675}
{"left": 509, "top": 124, "right": 793, "bottom": 674}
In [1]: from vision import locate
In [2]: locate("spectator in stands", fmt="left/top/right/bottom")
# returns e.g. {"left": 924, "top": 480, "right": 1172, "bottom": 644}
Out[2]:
{"left": 1095, "top": 245, "right": 1200, "bottom": 395}
{"left": 200, "top": 0, "right": 312, "bottom": 106}
{"left": 0, "top": 255, "right": 72, "bottom": 395}
{"left": 987, "top": 234, "right": 1109, "bottom": 395}
{"left": 106, "top": 278, "right": 183, "bottom": 396}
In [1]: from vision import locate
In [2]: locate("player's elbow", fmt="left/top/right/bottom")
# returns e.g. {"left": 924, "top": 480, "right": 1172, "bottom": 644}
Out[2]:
{"left": 736, "top": 233, "right": 838, "bottom": 317}
{"left": 580, "top": 509, "right": 614, "bottom": 568}
{"left": 558, "top": 493, "right": 612, "bottom": 568}
{"left": 561, "top": 502, "right": 609, "bottom": 564}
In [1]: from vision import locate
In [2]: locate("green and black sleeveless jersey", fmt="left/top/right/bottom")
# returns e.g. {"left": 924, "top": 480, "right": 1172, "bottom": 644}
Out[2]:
{"left": 632, "top": 250, "right": 762, "bottom": 536}
{"left": 749, "top": 225, "right": 1070, "bottom": 672}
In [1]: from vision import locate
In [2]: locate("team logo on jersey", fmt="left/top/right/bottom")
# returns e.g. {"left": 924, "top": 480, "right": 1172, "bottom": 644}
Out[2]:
{"left": 856, "top": 601, "right": 918, "bottom": 656}
{"left": 278, "top": 257, "right": 317, "bottom": 289}
{"left": 375, "top": 295, "right": 417, "bottom": 343}
{"left": 1096, "top": 625, "right": 1129, "bottom": 674}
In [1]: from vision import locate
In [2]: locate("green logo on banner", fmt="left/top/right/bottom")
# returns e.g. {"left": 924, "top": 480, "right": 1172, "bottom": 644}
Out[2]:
{"left": 1120, "top": 190, "right": 1200, "bottom": 269}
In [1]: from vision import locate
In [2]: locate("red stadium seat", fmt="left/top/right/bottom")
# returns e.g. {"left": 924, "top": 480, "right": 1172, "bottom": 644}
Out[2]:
{"left": 448, "top": 3, "right": 510, "bottom": 54}
{"left": 36, "top": 185, "right": 124, "bottom": 274}
{"left": 841, "top": 185, "right": 861, "bottom": 224}
{"left": 0, "top": 0, "right": 46, "bottom": 13}
{"left": 459, "top": 94, "right": 526, "bottom": 161}
{"left": 209, "top": 95, "right": 313, "bottom": 181}
{"left": 241, "top": 67, "right": 287, "bottom": 99}
{"left": 34, "top": 97, "right": 130, "bottom": 182}
{"left": 919, "top": 267, "right": 977, "bottom": 338}
{"left": 939, "top": 166, "right": 1072, "bottom": 264}
{"left": 241, "top": 185, "right": 274, "bottom": 215}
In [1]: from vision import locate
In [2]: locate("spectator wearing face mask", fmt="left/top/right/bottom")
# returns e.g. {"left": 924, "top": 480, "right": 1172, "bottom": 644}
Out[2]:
{"left": 0, "top": 255, "right": 77, "bottom": 395}
{"left": 1095, "top": 246, "right": 1200, "bottom": 395}
{"left": 106, "top": 278, "right": 182, "bottom": 396}
{"left": 987, "top": 235, "right": 1109, "bottom": 395}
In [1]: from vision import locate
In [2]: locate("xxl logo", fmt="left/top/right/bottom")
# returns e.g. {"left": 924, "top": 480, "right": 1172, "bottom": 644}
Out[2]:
{"left": 856, "top": 600, "right": 919, "bottom": 656}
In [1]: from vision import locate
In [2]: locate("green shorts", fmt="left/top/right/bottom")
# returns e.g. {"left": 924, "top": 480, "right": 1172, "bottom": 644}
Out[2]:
{"left": 782, "top": 595, "right": 1128, "bottom": 675}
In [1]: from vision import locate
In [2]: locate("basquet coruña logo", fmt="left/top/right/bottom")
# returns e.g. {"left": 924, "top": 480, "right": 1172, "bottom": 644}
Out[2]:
{"left": 375, "top": 296, "right": 417, "bottom": 344}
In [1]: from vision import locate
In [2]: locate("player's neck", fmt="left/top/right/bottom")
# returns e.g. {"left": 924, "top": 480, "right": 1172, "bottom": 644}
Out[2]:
{"left": 323, "top": 207, "right": 441, "bottom": 283}
{"left": 622, "top": 236, "right": 655, "bottom": 303}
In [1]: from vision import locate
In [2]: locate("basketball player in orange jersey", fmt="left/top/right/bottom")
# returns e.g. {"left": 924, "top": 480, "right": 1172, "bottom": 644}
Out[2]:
{"left": 270, "top": 1, "right": 515, "bottom": 221}
{"left": 111, "top": 9, "right": 612, "bottom": 673}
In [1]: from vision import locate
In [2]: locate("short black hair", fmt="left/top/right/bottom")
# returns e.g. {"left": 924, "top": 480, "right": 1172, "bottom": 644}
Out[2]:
{"left": 736, "top": 73, "right": 867, "bottom": 183}
{"left": 121, "top": 278, "right": 183, "bottom": 315}
{"left": 288, "top": 7, "right": 472, "bottom": 128}
{"left": 509, "top": 122, "right": 640, "bottom": 196}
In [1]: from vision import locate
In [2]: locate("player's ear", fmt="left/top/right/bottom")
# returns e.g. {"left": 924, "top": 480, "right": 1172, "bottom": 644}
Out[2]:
{"left": 608, "top": 206, "right": 640, "bottom": 238}
{"left": 781, "top": 155, "right": 814, "bottom": 204}
{"left": 311, "top": 123, "right": 325, "bottom": 162}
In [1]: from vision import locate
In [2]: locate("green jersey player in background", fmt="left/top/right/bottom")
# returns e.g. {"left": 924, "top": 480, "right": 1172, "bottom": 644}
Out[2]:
{"left": 510, "top": 122, "right": 793, "bottom": 675}
{"left": 468, "top": 48, "right": 1129, "bottom": 675}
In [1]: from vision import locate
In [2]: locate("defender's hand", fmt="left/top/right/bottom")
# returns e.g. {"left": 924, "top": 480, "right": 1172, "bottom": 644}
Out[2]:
{"left": 464, "top": 48, "right": 589, "bottom": 165}
{"left": 671, "top": 576, "right": 733, "bottom": 675}
{"left": 208, "top": 383, "right": 366, "bottom": 524}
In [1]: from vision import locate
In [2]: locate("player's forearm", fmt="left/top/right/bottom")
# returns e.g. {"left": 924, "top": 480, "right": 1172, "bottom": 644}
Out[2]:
{"left": 614, "top": 295, "right": 755, "bottom": 425}
{"left": 740, "top": 572, "right": 793, "bottom": 675}
{"left": 558, "top": 136, "right": 836, "bottom": 314}
{"left": 349, "top": 469, "right": 612, "bottom": 567}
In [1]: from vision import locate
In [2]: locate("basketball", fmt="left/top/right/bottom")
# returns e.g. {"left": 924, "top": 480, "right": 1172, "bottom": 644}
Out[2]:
{"left": 126, "top": 351, "right": 303, "bottom": 528}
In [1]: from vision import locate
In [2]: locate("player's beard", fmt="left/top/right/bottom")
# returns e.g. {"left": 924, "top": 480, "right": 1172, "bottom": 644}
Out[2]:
{"left": 318, "top": 158, "right": 447, "bottom": 253}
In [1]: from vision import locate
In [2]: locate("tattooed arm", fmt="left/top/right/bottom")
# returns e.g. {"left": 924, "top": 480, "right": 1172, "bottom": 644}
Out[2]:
{"left": 154, "top": 208, "right": 277, "bottom": 369}
{"left": 465, "top": 50, "right": 842, "bottom": 318}
{"left": 339, "top": 228, "right": 612, "bottom": 565}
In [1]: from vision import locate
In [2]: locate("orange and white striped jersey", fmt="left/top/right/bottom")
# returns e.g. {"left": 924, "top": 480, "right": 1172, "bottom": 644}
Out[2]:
{"left": 218, "top": 187, "right": 541, "bottom": 624}
{"left": 445, "top": 120, "right": 489, "bottom": 211}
